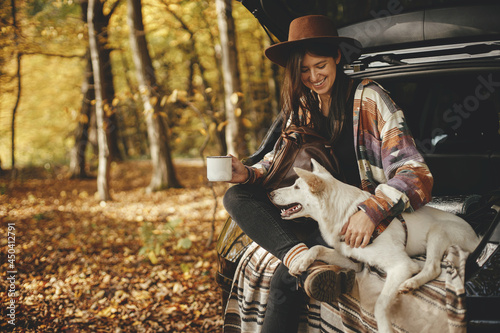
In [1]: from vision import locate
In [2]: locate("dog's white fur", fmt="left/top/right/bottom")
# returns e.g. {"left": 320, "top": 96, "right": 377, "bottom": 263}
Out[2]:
{"left": 269, "top": 159, "right": 479, "bottom": 333}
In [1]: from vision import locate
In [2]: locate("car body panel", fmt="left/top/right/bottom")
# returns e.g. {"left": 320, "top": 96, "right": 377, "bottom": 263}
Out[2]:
{"left": 340, "top": 4, "right": 500, "bottom": 51}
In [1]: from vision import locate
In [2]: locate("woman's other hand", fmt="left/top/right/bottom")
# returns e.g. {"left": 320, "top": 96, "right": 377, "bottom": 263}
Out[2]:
{"left": 340, "top": 210, "right": 375, "bottom": 248}
{"left": 228, "top": 155, "right": 250, "bottom": 183}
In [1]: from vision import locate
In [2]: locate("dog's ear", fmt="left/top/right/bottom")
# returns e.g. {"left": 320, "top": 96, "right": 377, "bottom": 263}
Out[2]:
{"left": 311, "top": 158, "right": 329, "bottom": 175}
{"left": 294, "top": 167, "right": 326, "bottom": 193}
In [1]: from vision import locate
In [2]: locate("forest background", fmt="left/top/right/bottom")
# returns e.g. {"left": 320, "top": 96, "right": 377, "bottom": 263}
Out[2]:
{"left": 1, "top": 0, "right": 285, "bottom": 331}
{"left": 1, "top": 0, "right": 281, "bottom": 172}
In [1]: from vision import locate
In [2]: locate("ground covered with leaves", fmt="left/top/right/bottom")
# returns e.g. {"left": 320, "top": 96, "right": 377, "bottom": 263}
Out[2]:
{"left": 1, "top": 160, "right": 230, "bottom": 332}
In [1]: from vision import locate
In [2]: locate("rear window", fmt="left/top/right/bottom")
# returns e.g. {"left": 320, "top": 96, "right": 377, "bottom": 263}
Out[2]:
{"left": 379, "top": 71, "right": 500, "bottom": 195}
{"left": 379, "top": 72, "right": 500, "bottom": 155}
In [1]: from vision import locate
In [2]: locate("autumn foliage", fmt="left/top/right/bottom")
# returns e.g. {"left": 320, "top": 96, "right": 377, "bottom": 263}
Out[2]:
{"left": 0, "top": 0, "right": 279, "bottom": 330}
{"left": 1, "top": 161, "right": 229, "bottom": 332}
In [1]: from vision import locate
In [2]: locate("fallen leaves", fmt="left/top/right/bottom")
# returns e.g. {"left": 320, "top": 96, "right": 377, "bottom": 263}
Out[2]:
{"left": 0, "top": 160, "right": 228, "bottom": 332}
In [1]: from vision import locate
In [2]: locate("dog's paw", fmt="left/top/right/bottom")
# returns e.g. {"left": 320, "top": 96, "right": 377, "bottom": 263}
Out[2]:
{"left": 398, "top": 279, "right": 419, "bottom": 294}
{"left": 288, "top": 252, "right": 316, "bottom": 276}
{"left": 288, "top": 262, "right": 302, "bottom": 277}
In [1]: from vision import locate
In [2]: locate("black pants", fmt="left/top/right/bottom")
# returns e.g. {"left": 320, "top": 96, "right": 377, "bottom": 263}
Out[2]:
{"left": 223, "top": 184, "right": 327, "bottom": 332}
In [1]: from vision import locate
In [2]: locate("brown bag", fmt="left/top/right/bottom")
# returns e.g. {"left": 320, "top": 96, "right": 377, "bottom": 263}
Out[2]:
{"left": 262, "top": 125, "right": 342, "bottom": 191}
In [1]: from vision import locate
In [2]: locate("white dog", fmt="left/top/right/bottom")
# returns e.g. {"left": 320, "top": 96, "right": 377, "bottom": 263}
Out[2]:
{"left": 269, "top": 158, "right": 480, "bottom": 333}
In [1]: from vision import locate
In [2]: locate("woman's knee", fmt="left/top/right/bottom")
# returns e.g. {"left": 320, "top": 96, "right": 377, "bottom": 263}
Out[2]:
{"left": 223, "top": 184, "right": 255, "bottom": 212}
{"left": 223, "top": 185, "right": 241, "bottom": 212}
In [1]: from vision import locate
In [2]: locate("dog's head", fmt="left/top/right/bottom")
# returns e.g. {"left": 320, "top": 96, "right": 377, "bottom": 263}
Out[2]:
{"left": 269, "top": 158, "right": 334, "bottom": 220}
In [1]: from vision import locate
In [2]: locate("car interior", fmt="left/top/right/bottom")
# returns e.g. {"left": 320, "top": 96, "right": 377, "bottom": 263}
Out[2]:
{"left": 379, "top": 71, "right": 500, "bottom": 196}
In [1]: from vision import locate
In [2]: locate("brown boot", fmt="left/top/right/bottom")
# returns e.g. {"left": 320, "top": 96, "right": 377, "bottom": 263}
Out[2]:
{"left": 303, "top": 263, "right": 355, "bottom": 303}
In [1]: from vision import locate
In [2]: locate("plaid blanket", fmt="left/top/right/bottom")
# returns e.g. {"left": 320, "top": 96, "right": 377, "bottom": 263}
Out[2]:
{"left": 224, "top": 242, "right": 469, "bottom": 333}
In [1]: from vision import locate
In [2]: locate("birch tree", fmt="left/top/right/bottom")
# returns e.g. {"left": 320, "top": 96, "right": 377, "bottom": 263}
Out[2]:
{"left": 127, "top": 0, "right": 180, "bottom": 191}
{"left": 70, "top": 0, "right": 122, "bottom": 178}
{"left": 88, "top": 0, "right": 111, "bottom": 201}
{"left": 215, "top": 0, "right": 245, "bottom": 157}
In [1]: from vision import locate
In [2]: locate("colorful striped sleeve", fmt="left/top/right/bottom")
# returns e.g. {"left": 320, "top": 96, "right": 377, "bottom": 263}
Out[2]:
{"left": 356, "top": 83, "right": 433, "bottom": 226}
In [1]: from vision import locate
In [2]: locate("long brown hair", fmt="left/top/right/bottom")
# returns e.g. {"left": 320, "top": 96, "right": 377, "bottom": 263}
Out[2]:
{"left": 281, "top": 42, "right": 351, "bottom": 144}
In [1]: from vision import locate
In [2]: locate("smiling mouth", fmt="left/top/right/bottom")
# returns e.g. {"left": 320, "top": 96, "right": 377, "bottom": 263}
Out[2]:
{"left": 280, "top": 203, "right": 303, "bottom": 218}
{"left": 313, "top": 77, "right": 326, "bottom": 87}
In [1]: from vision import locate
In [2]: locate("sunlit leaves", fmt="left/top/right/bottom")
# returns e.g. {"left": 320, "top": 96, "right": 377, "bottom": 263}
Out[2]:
{"left": 78, "top": 113, "right": 89, "bottom": 124}
{"left": 167, "top": 89, "right": 188, "bottom": 104}
{"left": 1, "top": 161, "right": 225, "bottom": 330}
{"left": 217, "top": 120, "right": 227, "bottom": 132}
{"left": 241, "top": 117, "right": 252, "bottom": 128}
{"left": 149, "top": 96, "right": 158, "bottom": 106}
{"left": 25, "top": 0, "right": 85, "bottom": 54}
{"left": 193, "top": 92, "right": 205, "bottom": 102}
{"left": 160, "top": 95, "right": 168, "bottom": 106}
{"left": 230, "top": 91, "right": 244, "bottom": 105}
{"left": 2, "top": 0, "right": 275, "bottom": 167}
{"left": 0, "top": 55, "right": 82, "bottom": 167}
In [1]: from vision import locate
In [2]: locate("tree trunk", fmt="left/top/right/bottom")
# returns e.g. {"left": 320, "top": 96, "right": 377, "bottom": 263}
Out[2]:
{"left": 88, "top": 0, "right": 111, "bottom": 201}
{"left": 198, "top": 11, "right": 227, "bottom": 154}
{"left": 69, "top": 49, "right": 94, "bottom": 179}
{"left": 79, "top": 0, "right": 122, "bottom": 162}
{"left": 93, "top": 0, "right": 122, "bottom": 162}
{"left": 119, "top": 52, "right": 149, "bottom": 156}
{"left": 215, "top": 0, "right": 245, "bottom": 157}
{"left": 127, "top": 0, "right": 180, "bottom": 191}
{"left": 10, "top": 0, "right": 21, "bottom": 176}
{"left": 11, "top": 53, "right": 21, "bottom": 176}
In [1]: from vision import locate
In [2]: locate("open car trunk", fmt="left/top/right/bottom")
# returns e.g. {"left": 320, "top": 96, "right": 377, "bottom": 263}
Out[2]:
{"left": 217, "top": 1, "right": 500, "bottom": 331}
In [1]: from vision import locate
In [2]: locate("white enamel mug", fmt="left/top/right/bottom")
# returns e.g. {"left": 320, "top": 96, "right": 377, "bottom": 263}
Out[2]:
{"left": 206, "top": 156, "right": 232, "bottom": 182}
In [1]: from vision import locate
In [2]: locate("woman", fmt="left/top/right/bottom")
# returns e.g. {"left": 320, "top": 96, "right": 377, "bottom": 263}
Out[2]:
{"left": 223, "top": 15, "right": 433, "bottom": 333}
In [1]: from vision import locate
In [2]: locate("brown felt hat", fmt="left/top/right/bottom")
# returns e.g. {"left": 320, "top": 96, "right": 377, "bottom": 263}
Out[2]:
{"left": 265, "top": 15, "right": 362, "bottom": 67}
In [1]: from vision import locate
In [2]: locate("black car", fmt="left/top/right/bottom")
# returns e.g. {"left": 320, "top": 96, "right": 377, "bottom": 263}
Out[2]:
{"left": 216, "top": 0, "right": 500, "bottom": 331}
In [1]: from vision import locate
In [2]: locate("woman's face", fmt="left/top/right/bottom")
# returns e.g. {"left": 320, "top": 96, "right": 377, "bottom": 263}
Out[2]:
{"left": 300, "top": 51, "right": 341, "bottom": 99}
